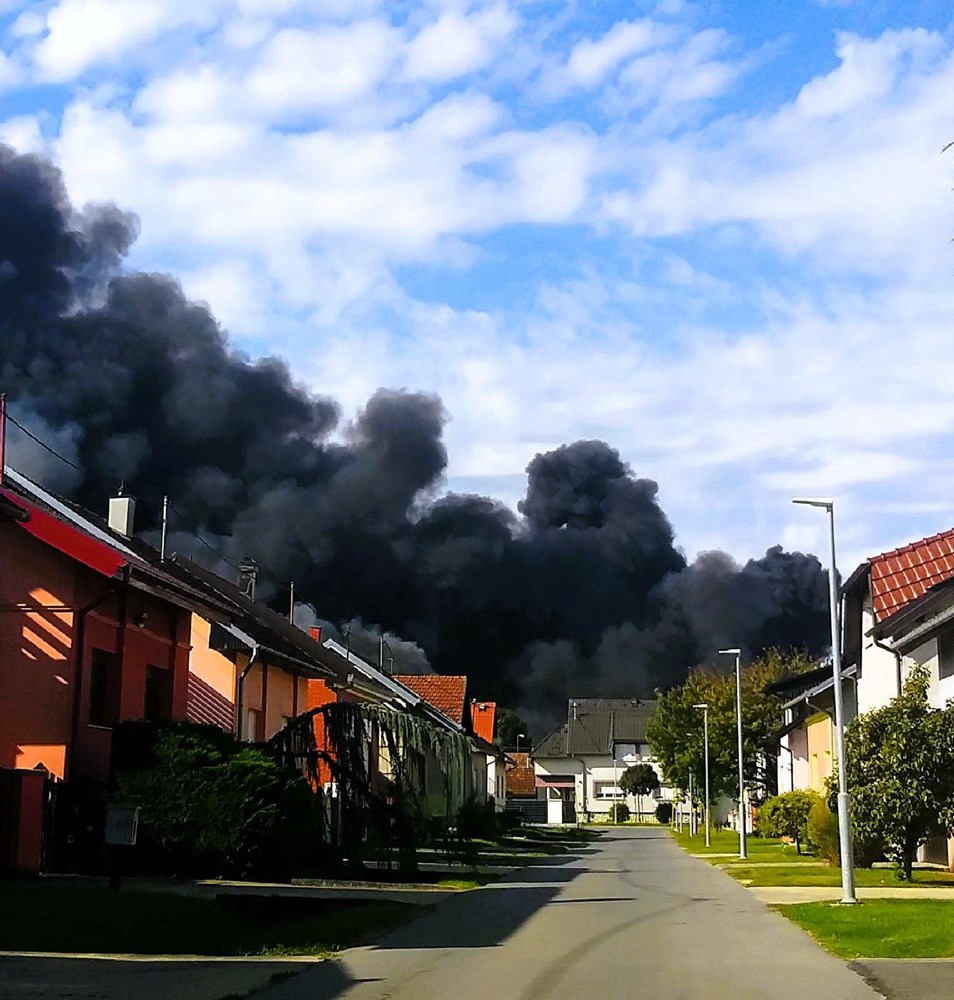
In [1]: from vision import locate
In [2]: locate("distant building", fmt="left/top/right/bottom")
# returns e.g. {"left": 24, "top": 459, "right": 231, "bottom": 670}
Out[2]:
{"left": 533, "top": 698, "right": 671, "bottom": 824}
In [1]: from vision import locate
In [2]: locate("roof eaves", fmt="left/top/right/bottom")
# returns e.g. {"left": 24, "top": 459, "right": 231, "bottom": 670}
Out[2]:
{"left": 780, "top": 664, "right": 857, "bottom": 711}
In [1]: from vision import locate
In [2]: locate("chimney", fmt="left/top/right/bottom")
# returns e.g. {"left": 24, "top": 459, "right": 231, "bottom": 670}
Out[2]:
{"left": 108, "top": 495, "right": 136, "bottom": 537}
{"left": 238, "top": 558, "right": 258, "bottom": 600}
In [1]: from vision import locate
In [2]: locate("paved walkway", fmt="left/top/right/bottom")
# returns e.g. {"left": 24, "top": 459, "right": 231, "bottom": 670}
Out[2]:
{"left": 752, "top": 885, "right": 954, "bottom": 904}
{"left": 261, "top": 827, "right": 880, "bottom": 1000}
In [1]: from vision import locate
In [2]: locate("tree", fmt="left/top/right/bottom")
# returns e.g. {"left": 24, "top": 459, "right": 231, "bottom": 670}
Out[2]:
{"left": 759, "top": 789, "right": 821, "bottom": 854}
{"left": 836, "top": 666, "right": 954, "bottom": 880}
{"left": 620, "top": 762, "right": 660, "bottom": 797}
{"left": 647, "top": 650, "right": 816, "bottom": 804}
{"left": 495, "top": 707, "right": 531, "bottom": 750}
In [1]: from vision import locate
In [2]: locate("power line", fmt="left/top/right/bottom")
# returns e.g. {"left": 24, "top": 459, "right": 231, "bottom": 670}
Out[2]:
{"left": 4, "top": 407, "right": 240, "bottom": 572}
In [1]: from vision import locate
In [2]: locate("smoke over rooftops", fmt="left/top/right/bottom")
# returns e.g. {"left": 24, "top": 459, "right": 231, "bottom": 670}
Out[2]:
{"left": 0, "top": 146, "right": 831, "bottom": 728}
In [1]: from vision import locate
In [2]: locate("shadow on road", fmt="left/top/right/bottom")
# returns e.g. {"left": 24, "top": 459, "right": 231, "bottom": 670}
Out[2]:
{"left": 0, "top": 955, "right": 314, "bottom": 1000}
{"left": 263, "top": 847, "right": 590, "bottom": 998}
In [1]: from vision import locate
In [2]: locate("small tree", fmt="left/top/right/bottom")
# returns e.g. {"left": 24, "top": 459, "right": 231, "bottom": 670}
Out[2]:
{"left": 836, "top": 666, "right": 954, "bottom": 880}
{"left": 655, "top": 802, "right": 673, "bottom": 824}
{"left": 620, "top": 763, "right": 660, "bottom": 798}
{"left": 759, "top": 789, "right": 821, "bottom": 854}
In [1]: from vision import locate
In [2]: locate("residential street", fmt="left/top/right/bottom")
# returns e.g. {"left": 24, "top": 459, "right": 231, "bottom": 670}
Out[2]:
{"left": 263, "top": 828, "right": 881, "bottom": 1000}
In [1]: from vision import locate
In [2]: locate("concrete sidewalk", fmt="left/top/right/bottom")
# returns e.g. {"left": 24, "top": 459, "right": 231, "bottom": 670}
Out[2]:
{"left": 751, "top": 885, "right": 954, "bottom": 904}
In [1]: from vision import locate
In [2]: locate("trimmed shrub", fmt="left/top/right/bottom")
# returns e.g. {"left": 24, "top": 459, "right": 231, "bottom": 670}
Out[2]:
{"left": 609, "top": 802, "right": 630, "bottom": 823}
{"left": 759, "top": 790, "right": 822, "bottom": 854}
{"left": 806, "top": 798, "right": 840, "bottom": 865}
{"left": 654, "top": 802, "right": 673, "bottom": 824}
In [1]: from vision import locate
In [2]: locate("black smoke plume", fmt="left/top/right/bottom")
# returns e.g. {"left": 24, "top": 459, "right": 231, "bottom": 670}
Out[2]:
{"left": 0, "top": 147, "right": 831, "bottom": 729}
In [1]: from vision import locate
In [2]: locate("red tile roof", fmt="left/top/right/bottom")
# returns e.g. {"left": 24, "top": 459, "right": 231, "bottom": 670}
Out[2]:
{"left": 470, "top": 700, "right": 496, "bottom": 743}
{"left": 869, "top": 528, "right": 954, "bottom": 622}
{"left": 506, "top": 752, "right": 536, "bottom": 797}
{"left": 394, "top": 674, "right": 467, "bottom": 725}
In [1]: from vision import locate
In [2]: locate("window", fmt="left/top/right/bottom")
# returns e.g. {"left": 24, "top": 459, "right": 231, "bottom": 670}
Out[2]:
{"left": 88, "top": 649, "right": 119, "bottom": 727}
{"left": 144, "top": 665, "right": 170, "bottom": 722}
{"left": 594, "top": 781, "right": 622, "bottom": 799}
{"left": 244, "top": 708, "right": 263, "bottom": 741}
{"left": 612, "top": 742, "right": 637, "bottom": 761}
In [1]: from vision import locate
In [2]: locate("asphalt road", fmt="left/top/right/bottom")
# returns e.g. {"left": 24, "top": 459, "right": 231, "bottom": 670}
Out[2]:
{"left": 264, "top": 827, "right": 882, "bottom": 1000}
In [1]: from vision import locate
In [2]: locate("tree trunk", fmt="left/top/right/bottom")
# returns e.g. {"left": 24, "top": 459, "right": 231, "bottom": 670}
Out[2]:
{"left": 902, "top": 838, "right": 915, "bottom": 882}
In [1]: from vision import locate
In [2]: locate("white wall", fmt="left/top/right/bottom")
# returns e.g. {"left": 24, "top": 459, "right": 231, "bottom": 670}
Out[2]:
{"left": 535, "top": 754, "right": 671, "bottom": 822}
{"left": 777, "top": 717, "right": 811, "bottom": 794}
{"left": 857, "top": 600, "right": 902, "bottom": 714}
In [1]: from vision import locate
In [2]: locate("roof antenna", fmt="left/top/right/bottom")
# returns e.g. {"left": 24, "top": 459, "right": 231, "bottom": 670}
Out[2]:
{"left": 0, "top": 393, "right": 7, "bottom": 486}
{"left": 160, "top": 495, "right": 169, "bottom": 561}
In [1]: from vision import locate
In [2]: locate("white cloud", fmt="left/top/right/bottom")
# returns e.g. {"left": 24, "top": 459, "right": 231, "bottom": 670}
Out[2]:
{"left": 565, "top": 19, "right": 668, "bottom": 88}
{"left": 402, "top": 5, "right": 517, "bottom": 83}
{"left": 247, "top": 20, "right": 401, "bottom": 114}
{"left": 31, "top": 0, "right": 206, "bottom": 81}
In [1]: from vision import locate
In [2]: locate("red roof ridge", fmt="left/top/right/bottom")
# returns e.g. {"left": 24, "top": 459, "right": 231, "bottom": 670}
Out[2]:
{"left": 867, "top": 525, "right": 954, "bottom": 623}
{"left": 872, "top": 526, "right": 954, "bottom": 565}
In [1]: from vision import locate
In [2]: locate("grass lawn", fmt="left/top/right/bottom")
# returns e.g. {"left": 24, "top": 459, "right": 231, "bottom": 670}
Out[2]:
{"left": 727, "top": 865, "right": 954, "bottom": 888}
{"left": 0, "top": 882, "right": 420, "bottom": 957}
{"left": 670, "top": 828, "right": 816, "bottom": 864}
{"left": 777, "top": 899, "right": 954, "bottom": 958}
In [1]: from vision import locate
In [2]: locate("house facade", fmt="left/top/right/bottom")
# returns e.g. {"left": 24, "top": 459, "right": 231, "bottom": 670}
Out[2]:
{"left": 533, "top": 699, "right": 670, "bottom": 824}
{"left": 772, "top": 527, "right": 954, "bottom": 868}
{"left": 0, "top": 469, "right": 225, "bottom": 873}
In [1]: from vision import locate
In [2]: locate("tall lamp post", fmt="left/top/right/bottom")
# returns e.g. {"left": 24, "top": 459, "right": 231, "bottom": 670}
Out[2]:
{"left": 792, "top": 497, "right": 857, "bottom": 904}
{"left": 693, "top": 703, "right": 710, "bottom": 848}
{"left": 719, "top": 648, "right": 747, "bottom": 859}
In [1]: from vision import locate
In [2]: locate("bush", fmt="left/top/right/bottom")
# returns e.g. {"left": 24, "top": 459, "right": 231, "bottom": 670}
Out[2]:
{"left": 655, "top": 802, "right": 673, "bottom": 824}
{"left": 500, "top": 809, "right": 523, "bottom": 831}
{"left": 759, "top": 790, "right": 821, "bottom": 854}
{"left": 806, "top": 798, "right": 840, "bottom": 865}
{"left": 456, "top": 797, "right": 499, "bottom": 840}
{"left": 609, "top": 802, "right": 630, "bottom": 823}
{"left": 113, "top": 720, "right": 321, "bottom": 879}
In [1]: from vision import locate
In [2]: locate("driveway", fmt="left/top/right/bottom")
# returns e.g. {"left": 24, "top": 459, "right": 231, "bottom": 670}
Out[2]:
{"left": 261, "top": 827, "right": 881, "bottom": 1000}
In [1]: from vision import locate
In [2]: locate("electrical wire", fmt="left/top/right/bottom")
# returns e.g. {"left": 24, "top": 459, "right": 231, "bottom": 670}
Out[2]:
{"left": 4, "top": 408, "right": 241, "bottom": 571}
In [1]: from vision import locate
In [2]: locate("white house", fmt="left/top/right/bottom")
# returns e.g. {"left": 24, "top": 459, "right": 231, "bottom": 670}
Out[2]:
{"left": 533, "top": 698, "right": 672, "bottom": 824}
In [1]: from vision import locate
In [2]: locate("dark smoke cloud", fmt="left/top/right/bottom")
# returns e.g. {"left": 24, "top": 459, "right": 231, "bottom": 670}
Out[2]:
{"left": 0, "top": 147, "right": 832, "bottom": 731}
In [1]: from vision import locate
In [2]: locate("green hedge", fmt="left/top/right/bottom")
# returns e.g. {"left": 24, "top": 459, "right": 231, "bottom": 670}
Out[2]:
{"left": 113, "top": 720, "right": 322, "bottom": 879}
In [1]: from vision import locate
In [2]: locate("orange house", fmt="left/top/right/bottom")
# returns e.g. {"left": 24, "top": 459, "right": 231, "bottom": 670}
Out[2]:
{"left": 0, "top": 470, "right": 227, "bottom": 873}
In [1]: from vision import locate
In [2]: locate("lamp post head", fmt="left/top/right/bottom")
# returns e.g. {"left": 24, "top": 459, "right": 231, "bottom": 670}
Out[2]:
{"left": 718, "top": 648, "right": 741, "bottom": 656}
{"left": 692, "top": 703, "right": 708, "bottom": 709}
{"left": 792, "top": 497, "right": 833, "bottom": 510}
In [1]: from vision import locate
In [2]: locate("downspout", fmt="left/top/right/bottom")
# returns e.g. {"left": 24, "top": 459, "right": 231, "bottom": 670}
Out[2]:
{"left": 235, "top": 646, "right": 260, "bottom": 741}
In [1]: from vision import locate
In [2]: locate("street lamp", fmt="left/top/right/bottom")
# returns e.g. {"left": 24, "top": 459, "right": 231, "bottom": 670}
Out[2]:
{"left": 516, "top": 732, "right": 527, "bottom": 753}
{"left": 792, "top": 497, "right": 857, "bottom": 904}
{"left": 719, "top": 648, "right": 747, "bottom": 859}
{"left": 693, "top": 703, "right": 710, "bottom": 848}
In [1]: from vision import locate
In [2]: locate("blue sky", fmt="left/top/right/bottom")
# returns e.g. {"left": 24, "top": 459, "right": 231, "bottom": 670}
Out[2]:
{"left": 0, "top": 0, "right": 953, "bottom": 571}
